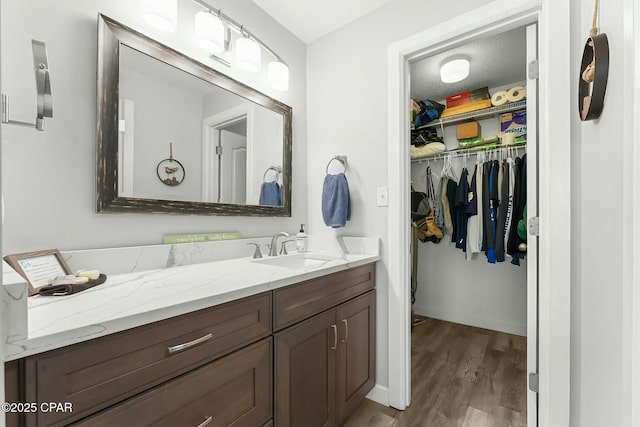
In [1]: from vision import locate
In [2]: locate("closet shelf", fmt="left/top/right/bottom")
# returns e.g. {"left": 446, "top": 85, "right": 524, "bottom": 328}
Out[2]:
{"left": 411, "top": 141, "right": 526, "bottom": 163}
{"left": 412, "top": 100, "right": 527, "bottom": 131}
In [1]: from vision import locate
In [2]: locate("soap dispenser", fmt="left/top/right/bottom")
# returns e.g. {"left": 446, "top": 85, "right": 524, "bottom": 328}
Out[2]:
{"left": 296, "top": 224, "right": 307, "bottom": 253}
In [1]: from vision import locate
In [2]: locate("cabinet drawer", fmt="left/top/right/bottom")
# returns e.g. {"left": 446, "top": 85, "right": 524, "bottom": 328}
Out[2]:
{"left": 274, "top": 264, "right": 374, "bottom": 331}
{"left": 72, "top": 338, "right": 272, "bottom": 427}
{"left": 25, "top": 292, "right": 271, "bottom": 427}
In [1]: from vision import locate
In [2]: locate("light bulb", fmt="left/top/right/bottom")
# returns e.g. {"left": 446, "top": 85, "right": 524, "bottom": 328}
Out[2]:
{"left": 268, "top": 61, "right": 289, "bottom": 91}
{"left": 195, "top": 11, "right": 225, "bottom": 54}
{"left": 235, "top": 37, "right": 261, "bottom": 72}
{"left": 140, "top": 0, "right": 177, "bottom": 33}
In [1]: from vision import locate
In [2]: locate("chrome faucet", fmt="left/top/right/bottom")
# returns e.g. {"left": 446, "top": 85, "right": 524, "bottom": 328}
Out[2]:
{"left": 269, "top": 232, "right": 290, "bottom": 256}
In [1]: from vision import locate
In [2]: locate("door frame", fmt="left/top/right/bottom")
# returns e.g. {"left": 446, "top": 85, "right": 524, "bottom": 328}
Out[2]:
{"left": 201, "top": 104, "right": 254, "bottom": 203}
{"left": 386, "top": 1, "right": 571, "bottom": 425}
{"left": 626, "top": 0, "right": 640, "bottom": 423}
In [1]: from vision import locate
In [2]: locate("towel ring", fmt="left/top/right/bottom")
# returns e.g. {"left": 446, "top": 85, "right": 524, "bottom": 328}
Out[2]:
{"left": 263, "top": 166, "right": 281, "bottom": 182}
{"left": 325, "top": 155, "right": 347, "bottom": 174}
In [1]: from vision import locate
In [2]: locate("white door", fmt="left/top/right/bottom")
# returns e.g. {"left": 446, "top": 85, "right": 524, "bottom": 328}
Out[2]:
{"left": 219, "top": 129, "right": 247, "bottom": 204}
{"left": 525, "top": 22, "right": 539, "bottom": 427}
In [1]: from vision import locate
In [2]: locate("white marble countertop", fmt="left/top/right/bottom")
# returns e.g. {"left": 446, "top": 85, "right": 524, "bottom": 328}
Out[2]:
{"left": 4, "top": 238, "right": 379, "bottom": 361}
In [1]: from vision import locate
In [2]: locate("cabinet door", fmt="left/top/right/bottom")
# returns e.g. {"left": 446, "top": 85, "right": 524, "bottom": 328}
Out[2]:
{"left": 336, "top": 290, "right": 376, "bottom": 424}
{"left": 275, "top": 309, "right": 338, "bottom": 427}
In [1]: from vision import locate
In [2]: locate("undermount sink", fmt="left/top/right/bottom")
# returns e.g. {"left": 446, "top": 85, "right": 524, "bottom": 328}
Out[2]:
{"left": 251, "top": 253, "right": 343, "bottom": 269}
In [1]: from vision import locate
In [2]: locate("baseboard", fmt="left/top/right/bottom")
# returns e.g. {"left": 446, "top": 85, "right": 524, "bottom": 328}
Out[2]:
{"left": 413, "top": 304, "right": 526, "bottom": 336}
{"left": 365, "top": 383, "right": 389, "bottom": 406}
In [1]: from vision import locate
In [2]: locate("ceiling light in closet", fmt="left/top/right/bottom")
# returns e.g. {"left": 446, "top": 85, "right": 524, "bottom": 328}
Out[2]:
{"left": 140, "top": 0, "right": 178, "bottom": 33}
{"left": 440, "top": 57, "right": 470, "bottom": 83}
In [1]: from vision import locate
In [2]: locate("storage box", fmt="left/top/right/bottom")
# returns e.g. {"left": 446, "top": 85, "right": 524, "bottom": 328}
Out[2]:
{"left": 470, "top": 87, "right": 490, "bottom": 102}
{"left": 456, "top": 121, "right": 480, "bottom": 140}
{"left": 446, "top": 91, "right": 470, "bottom": 108}
{"left": 440, "top": 99, "right": 493, "bottom": 118}
{"left": 499, "top": 109, "right": 527, "bottom": 140}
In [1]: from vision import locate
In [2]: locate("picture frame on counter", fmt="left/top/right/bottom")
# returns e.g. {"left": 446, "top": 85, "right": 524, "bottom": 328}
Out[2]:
{"left": 3, "top": 249, "right": 73, "bottom": 296}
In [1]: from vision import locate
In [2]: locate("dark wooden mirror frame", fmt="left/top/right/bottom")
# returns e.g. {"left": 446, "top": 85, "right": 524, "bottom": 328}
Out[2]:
{"left": 97, "top": 14, "right": 292, "bottom": 216}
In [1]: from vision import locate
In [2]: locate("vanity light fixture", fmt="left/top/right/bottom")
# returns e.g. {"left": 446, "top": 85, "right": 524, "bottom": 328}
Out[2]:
{"left": 140, "top": 0, "right": 178, "bottom": 33}
{"left": 235, "top": 33, "right": 261, "bottom": 72}
{"left": 440, "top": 56, "right": 470, "bottom": 84}
{"left": 268, "top": 61, "right": 289, "bottom": 92}
{"left": 141, "top": 0, "right": 290, "bottom": 91}
{"left": 194, "top": 11, "right": 225, "bottom": 54}
{"left": 192, "top": 0, "right": 289, "bottom": 90}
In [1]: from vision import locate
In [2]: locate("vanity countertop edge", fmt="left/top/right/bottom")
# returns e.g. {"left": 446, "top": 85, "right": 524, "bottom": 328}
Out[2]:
{"left": 4, "top": 252, "right": 380, "bottom": 361}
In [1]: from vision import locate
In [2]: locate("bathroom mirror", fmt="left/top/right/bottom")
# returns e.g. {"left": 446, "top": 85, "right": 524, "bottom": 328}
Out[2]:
{"left": 97, "top": 14, "right": 292, "bottom": 216}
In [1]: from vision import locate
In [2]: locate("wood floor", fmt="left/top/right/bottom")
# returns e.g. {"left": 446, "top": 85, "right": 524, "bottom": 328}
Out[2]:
{"left": 342, "top": 317, "right": 527, "bottom": 427}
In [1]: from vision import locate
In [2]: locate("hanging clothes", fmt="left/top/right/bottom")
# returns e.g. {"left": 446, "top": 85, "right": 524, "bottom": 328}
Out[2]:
{"left": 484, "top": 160, "right": 499, "bottom": 264}
{"left": 495, "top": 160, "right": 510, "bottom": 262}
{"left": 475, "top": 157, "right": 485, "bottom": 255}
{"left": 446, "top": 178, "right": 458, "bottom": 243}
{"left": 435, "top": 176, "right": 445, "bottom": 231}
{"left": 504, "top": 154, "right": 516, "bottom": 250}
{"left": 507, "top": 154, "right": 527, "bottom": 265}
{"left": 441, "top": 176, "right": 454, "bottom": 235}
{"left": 454, "top": 168, "right": 469, "bottom": 250}
{"left": 466, "top": 164, "right": 481, "bottom": 259}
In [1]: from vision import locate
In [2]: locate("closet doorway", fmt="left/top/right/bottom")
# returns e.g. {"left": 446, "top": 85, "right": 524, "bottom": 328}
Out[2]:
{"left": 405, "top": 22, "right": 537, "bottom": 426}
{"left": 382, "top": 0, "right": 570, "bottom": 424}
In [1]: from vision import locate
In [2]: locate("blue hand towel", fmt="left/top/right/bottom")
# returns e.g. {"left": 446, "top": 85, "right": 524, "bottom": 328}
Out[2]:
{"left": 322, "top": 173, "right": 351, "bottom": 228}
{"left": 259, "top": 181, "right": 281, "bottom": 206}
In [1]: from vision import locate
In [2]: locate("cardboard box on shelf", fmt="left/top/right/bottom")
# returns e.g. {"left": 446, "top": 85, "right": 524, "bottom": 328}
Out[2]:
{"left": 456, "top": 121, "right": 480, "bottom": 140}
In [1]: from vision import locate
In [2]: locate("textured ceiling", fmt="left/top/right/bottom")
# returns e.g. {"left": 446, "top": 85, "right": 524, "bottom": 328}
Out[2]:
{"left": 410, "top": 26, "right": 527, "bottom": 102}
{"left": 251, "top": 0, "right": 395, "bottom": 43}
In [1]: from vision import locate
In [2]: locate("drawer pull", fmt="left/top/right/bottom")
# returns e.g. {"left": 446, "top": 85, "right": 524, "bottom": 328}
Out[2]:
{"left": 331, "top": 324, "right": 337, "bottom": 351}
{"left": 197, "top": 416, "right": 213, "bottom": 427}
{"left": 167, "top": 333, "right": 213, "bottom": 354}
{"left": 342, "top": 319, "right": 348, "bottom": 343}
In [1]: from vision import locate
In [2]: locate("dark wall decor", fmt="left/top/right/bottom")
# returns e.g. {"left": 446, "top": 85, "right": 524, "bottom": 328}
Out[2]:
{"left": 96, "top": 14, "right": 292, "bottom": 216}
{"left": 578, "top": 0, "right": 609, "bottom": 121}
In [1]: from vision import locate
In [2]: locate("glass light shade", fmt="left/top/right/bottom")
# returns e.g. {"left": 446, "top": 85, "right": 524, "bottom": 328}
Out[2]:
{"left": 140, "top": 0, "right": 177, "bottom": 33}
{"left": 235, "top": 37, "right": 261, "bottom": 72}
{"left": 194, "top": 12, "right": 225, "bottom": 54}
{"left": 268, "top": 61, "right": 289, "bottom": 91}
{"left": 440, "top": 58, "right": 470, "bottom": 83}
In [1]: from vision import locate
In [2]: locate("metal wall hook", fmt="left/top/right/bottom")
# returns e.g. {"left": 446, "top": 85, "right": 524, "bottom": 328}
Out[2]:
{"left": 2, "top": 39, "right": 53, "bottom": 131}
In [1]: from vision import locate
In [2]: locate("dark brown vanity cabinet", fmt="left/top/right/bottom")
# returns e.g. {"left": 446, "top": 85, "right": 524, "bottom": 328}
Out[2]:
{"left": 274, "top": 264, "right": 376, "bottom": 427}
{"left": 4, "top": 263, "right": 376, "bottom": 427}
{"left": 19, "top": 292, "right": 273, "bottom": 427}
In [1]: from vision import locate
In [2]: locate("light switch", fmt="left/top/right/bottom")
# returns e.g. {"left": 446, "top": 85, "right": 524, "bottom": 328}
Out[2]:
{"left": 377, "top": 186, "right": 389, "bottom": 207}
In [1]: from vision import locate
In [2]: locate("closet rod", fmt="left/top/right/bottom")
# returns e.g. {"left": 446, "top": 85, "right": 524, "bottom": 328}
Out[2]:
{"left": 411, "top": 144, "right": 526, "bottom": 163}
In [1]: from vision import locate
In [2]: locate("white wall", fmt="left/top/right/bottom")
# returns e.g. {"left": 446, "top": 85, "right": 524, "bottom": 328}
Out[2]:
{"left": 569, "top": 0, "right": 632, "bottom": 426}
{"left": 250, "top": 106, "right": 284, "bottom": 205}
{"left": 0, "top": 0, "right": 307, "bottom": 253}
{"left": 120, "top": 64, "right": 203, "bottom": 202}
{"left": 306, "top": 0, "right": 493, "bottom": 394}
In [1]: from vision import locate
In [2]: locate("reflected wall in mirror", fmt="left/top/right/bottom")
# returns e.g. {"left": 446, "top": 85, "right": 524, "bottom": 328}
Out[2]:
{"left": 98, "top": 14, "right": 292, "bottom": 216}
